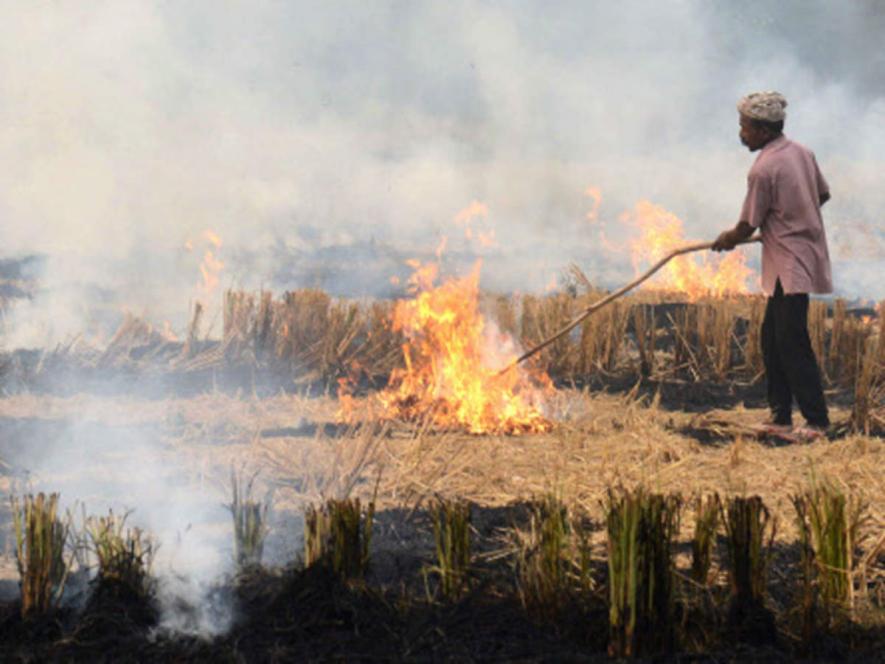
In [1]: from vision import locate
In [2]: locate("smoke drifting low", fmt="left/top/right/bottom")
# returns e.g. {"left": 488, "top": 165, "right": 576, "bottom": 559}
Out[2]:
{"left": 1, "top": 1, "right": 884, "bottom": 346}
{"left": 0, "top": 393, "right": 305, "bottom": 636}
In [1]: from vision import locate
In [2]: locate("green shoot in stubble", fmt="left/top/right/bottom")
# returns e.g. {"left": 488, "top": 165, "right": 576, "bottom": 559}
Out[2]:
{"left": 11, "top": 493, "right": 72, "bottom": 618}
{"left": 605, "top": 487, "right": 682, "bottom": 658}
{"left": 721, "top": 495, "right": 776, "bottom": 608}
{"left": 227, "top": 466, "right": 272, "bottom": 570}
{"left": 304, "top": 497, "right": 375, "bottom": 581}
{"left": 791, "top": 478, "right": 867, "bottom": 632}
{"left": 428, "top": 498, "right": 472, "bottom": 600}
{"left": 690, "top": 493, "right": 721, "bottom": 586}
{"left": 515, "top": 493, "right": 571, "bottom": 622}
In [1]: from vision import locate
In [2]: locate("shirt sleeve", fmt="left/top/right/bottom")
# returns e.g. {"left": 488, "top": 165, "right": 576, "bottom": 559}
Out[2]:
{"left": 812, "top": 153, "right": 830, "bottom": 199}
{"left": 739, "top": 168, "right": 771, "bottom": 229}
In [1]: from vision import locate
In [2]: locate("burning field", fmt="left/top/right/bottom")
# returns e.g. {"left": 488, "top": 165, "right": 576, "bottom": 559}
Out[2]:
{"left": 5, "top": 3, "right": 885, "bottom": 660}
{"left": 1, "top": 206, "right": 884, "bottom": 662}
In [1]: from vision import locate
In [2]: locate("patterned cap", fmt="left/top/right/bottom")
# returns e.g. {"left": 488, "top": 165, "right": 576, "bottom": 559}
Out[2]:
{"left": 737, "top": 91, "right": 788, "bottom": 122}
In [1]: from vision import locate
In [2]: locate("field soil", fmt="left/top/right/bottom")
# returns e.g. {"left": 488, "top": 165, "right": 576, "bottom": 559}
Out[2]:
{"left": 0, "top": 389, "right": 883, "bottom": 661}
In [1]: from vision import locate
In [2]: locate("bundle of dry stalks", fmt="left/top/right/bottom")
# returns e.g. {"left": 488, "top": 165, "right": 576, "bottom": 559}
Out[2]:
{"left": 632, "top": 304, "right": 657, "bottom": 377}
{"left": 852, "top": 336, "right": 884, "bottom": 434}
{"left": 222, "top": 288, "right": 402, "bottom": 384}
{"left": 743, "top": 296, "right": 767, "bottom": 379}
{"left": 808, "top": 300, "right": 828, "bottom": 378}
{"left": 519, "top": 294, "right": 576, "bottom": 376}
{"left": 33, "top": 287, "right": 883, "bottom": 414}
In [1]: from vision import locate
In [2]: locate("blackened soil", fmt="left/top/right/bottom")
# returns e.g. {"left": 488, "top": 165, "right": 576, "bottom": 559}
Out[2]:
{"left": 1, "top": 506, "right": 883, "bottom": 662}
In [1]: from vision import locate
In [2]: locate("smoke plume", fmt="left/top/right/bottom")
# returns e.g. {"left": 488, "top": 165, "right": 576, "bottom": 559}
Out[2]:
{"left": 1, "top": 1, "right": 883, "bottom": 339}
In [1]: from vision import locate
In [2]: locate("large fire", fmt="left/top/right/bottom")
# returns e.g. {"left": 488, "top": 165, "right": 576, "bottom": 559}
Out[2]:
{"left": 626, "top": 200, "right": 754, "bottom": 299}
{"left": 343, "top": 258, "right": 551, "bottom": 435}
{"left": 339, "top": 196, "right": 753, "bottom": 433}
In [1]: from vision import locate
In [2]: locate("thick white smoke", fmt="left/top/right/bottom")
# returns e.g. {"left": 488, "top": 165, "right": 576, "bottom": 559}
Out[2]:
{"left": 0, "top": 0, "right": 883, "bottom": 342}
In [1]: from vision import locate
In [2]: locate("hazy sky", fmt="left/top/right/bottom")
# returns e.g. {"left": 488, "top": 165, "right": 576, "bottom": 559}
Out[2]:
{"left": 2, "top": 1, "right": 884, "bottom": 342}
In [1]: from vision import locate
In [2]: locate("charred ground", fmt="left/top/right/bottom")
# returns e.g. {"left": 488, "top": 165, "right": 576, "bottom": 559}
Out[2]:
{"left": 0, "top": 288, "right": 882, "bottom": 661}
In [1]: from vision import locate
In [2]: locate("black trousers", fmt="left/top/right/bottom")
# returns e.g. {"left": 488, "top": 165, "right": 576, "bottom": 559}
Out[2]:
{"left": 761, "top": 280, "right": 829, "bottom": 427}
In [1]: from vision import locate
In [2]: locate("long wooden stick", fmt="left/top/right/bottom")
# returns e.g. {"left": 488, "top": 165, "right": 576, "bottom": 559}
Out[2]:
{"left": 503, "top": 236, "right": 761, "bottom": 372}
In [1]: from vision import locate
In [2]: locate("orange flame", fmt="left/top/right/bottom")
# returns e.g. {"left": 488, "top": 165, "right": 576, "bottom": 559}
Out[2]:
{"left": 203, "top": 229, "right": 222, "bottom": 248}
{"left": 185, "top": 230, "right": 225, "bottom": 303}
{"left": 627, "top": 200, "right": 754, "bottom": 299}
{"left": 199, "top": 249, "right": 224, "bottom": 294}
{"left": 585, "top": 186, "right": 602, "bottom": 223}
{"left": 454, "top": 200, "right": 497, "bottom": 249}
{"left": 345, "top": 259, "right": 551, "bottom": 434}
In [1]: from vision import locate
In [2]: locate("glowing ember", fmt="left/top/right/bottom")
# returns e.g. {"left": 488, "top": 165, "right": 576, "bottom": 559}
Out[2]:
{"left": 345, "top": 259, "right": 551, "bottom": 435}
{"left": 627, "top": 200, "right": 754, "bottom": 299}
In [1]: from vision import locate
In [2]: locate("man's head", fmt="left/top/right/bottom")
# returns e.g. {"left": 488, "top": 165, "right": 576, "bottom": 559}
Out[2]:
{"left": 737, "top": 91, "right": 787, "bottom": 151}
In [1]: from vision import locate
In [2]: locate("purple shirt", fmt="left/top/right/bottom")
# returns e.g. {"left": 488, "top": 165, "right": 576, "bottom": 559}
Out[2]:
{"left": 740, "top": 135, "right": 833, "bottom": 295}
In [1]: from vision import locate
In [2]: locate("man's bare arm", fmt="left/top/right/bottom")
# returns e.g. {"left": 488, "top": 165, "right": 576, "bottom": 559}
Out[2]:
{"left": 712, "top": 221, "right": 755, "bottom": 252}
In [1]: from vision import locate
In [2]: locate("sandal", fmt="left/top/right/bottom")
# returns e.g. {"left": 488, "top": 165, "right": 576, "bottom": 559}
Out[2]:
{"left": 791, "top": 425, "right": 827, "bottom": 442}
{"left": 751, "top": 421, "right": 793, "bottom": 436}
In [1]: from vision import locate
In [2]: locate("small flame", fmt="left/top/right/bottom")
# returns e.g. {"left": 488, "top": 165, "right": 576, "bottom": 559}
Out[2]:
{"left": 585, "top": 186, "right": 602, "bottom": 223}
{"left": 454, "top": 200, "right": 497, "bottom": 249}
{"left": 199, "top": 250, "right": 224, "bottom": 294}
{"left": 186, "top": 230, "right": 225, "bottom": 304}
{"left": 477, "top": 229, "right": 496, "bottom": 248}
{"left": 454, "top": 200, "right": 489, "bottom": 227}
{"left": 203, "top": 229, "right": 223, "bottom": 249}
{"left": 583, "top": 184, "right": 622, "bottom": 252}
{"left": 627, "top": 200, "right": 753, "bottom": 299}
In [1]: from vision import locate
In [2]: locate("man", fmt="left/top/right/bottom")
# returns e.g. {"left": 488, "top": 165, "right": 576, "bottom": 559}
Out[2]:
{"left": 713, "top": 91, "right": 832, "bottom": 441}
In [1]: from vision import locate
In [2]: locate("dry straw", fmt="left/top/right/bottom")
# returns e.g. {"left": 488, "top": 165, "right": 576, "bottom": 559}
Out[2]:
{"left": 72, "top": 284, "right": 883, "bottom": 409}
{"left": 852, "top": 335, "right": 884, "bottom": 434}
